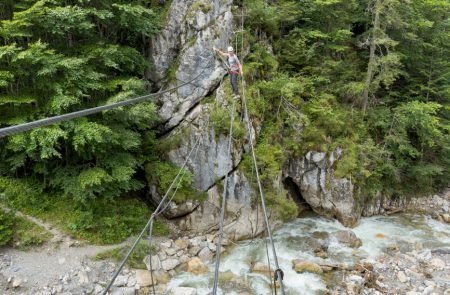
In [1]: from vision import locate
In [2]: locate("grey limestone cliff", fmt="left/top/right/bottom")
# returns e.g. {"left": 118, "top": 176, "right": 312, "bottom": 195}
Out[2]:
{"left": 146, "top": 0, "right": 369, "bottom": 238}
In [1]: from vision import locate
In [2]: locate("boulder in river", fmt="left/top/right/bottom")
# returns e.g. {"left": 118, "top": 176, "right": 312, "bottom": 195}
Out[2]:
{"left": 292, "top": 260, "right": 323, "bottom": 274}
{"left": 251, "top": 262, "right": 271, "bottom": 277}
{"left": 312, "top": 231, "right": 330, "bottom": 240}
{"left": 136, "top": 270, "right": 155, "bottom": 287}
{"left": 153, "top": 270, "right": 171, "bottom": 284}
{"left": 218, "top": 271, "right": 252, "bottom": 293}
{"left": 143, "top": 255, "right": 161, "bottom": 271}
{"left": 198, "top": 247, "right": 213, "bottom": 262}
{"left": 187, "top": 258, "right": 209, "bottom": 275}
{"left": 162, "top": 258, "right": 180, "bottom": 271}
{"left": 169, "top": 287, "right": 197, "bottom": 295}
{"left": 314, "top": 250, "right": 328, "bottom": 259}
{"left": 332, "top": 230, "right": 362, "bottom": 248}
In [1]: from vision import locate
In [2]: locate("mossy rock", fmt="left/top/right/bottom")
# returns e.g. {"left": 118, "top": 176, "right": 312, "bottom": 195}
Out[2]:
{"left": 187, "top": 257, "right": 209, "bottom": 275}
{"left": 250, "top": 262, "right": 271, "bottom": 277}
{"left": 292, "top": 260, "right": 323, "bottom": 274}
{"left": 312, "top": 231, "right": 330, "bottom": 240}
{"left": 219, "top": 270, "right": 251, "bottom": 292}
{"left": 315, "top": 250, "right": 328, "bottom": 259}
{"left": 332, "top": 230, "right": 362, "bottom": 248}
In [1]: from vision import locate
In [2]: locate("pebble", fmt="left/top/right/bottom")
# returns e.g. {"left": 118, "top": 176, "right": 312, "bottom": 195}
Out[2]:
{"left": 62, "top": 274, "right": 70, "bottom": 284}
{"left": 207, "top": 242, "right": 216, "bottom": 252}
{"left": 197, "top": 247, "right": 213, "bottom": 262}
{"left": 12, "top": 277, "right": 22, "bottom": 288}
{"left": 113, "top": 275, "right": 128, "bottom": 287}
{"left": 429, "top": 258, "right": 445, "bottom": 270}
{"left": 160, "top": 241, "right": 172, "bottom": 249}
{"left": 78, "top": 271, "right": 89, "bottom": 284}
{"left": 111, "top": 287, "right": 135, "bottom": 295}
{"left": 135, "top": 270, "right": 154, "bottom": 287}
{"left": 397, "top": 270, "right": 408, "bottom": 283}
{"left": 161, "top": 258, "right": 180, "bottom": 271}
{"left": 424, "top": 280, "right": 435, "bottom": 287}
{"left": 174, "top": 239, "right": 189, "bottom": 250}
{"left": 127, "top": 275, "right": 136, "bottom": 287}
{"left": 144, "top": 255, "right": 161, "bottom": 271}
{"left": 423, "top": 285, "right": 435, "bottom": 295}
{"left": 169, "top": 286, "right": 197, "bottom": 295}
{"left": 165, "top": 248, "right": 177, "bottom": 256}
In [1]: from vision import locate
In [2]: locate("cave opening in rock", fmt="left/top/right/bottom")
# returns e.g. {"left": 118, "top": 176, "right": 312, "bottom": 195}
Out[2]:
{"left": 283, "top": 177, "right": 313, "bottom": 216}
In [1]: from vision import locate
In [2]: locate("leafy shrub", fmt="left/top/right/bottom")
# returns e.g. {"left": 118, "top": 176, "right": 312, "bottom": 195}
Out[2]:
{"left": 13, "top": 217, "right": 53, "bottom": 250}
{"left": 264, "top": 191, "right": 298, "bottom": 222}
{"left": 0, "top": 0, "right": 160, "bottom": 206}
{"left": 188, "top": 1, "right": 212, "bottom": 17}
{"left": 95, "top": 241, "right": 157, "bottom": 269}
{"left": 146, "top": 161, "right": 207, "bottom": 204}
{"left": 0, "top": 210, "right": 14, "bottom": 246}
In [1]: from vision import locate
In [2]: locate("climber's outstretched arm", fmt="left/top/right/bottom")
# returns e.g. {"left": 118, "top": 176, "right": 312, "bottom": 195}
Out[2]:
{"left": 213, "top": 47, "right": 229, "bottom": 57}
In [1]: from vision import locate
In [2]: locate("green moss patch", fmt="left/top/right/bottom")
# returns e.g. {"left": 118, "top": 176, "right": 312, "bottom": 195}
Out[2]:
{"left": 94, "top": 240, "right": 157, "bottom": 269}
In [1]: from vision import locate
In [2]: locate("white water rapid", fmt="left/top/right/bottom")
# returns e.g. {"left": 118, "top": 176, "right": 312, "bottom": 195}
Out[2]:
{"left": 167, "top": 214, "right": 450, "bottom": 294}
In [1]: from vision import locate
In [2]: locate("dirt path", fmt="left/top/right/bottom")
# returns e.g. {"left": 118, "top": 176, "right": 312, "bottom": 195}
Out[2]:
{"left": 6, "top": 207, "right": 75, "bottom": 246}
{"left": 0, "top": 208, "right": 133, "bottom": 295}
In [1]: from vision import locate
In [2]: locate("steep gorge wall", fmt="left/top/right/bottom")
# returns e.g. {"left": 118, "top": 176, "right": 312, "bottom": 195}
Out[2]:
{"left": 145, "top": 0, "right": 266, "bottom": 240}
{"left": 146, "top": 0, "right": 401, "bottom": 237}
{"left": 148, "top": 0, "right": 233, "bottom": 131}
{"left": 282, "top": 150, "right": 360, "bottom": 227}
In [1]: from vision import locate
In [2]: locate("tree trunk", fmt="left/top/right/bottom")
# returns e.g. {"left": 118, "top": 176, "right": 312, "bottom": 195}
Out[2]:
{"left": 362, "top": 0, "right": 381, "bottom": 113}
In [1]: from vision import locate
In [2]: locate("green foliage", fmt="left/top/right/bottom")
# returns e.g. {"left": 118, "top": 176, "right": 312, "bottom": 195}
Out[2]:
{"left": 210, "top": 99, "right": 245, "bottom": 142}
{"left": 0, "top": 210, "right": 14, "bottom": 246}
{"left": 189, "top": 1, "right": 212, "bottom": 16}
{"left": 242, "top": 140, "right": 285, "bottom": 187}
{"left": 0, "top": 1, "right": 162, "bottom": 212}
{"left": 245, "top": 0, "right": 301, "bottom": 38}
{"left": 95, "top": 241, "right": 157, "bottom": 269}
{"left": 111, "top": 4, "right": 160, "bottom": 37}
{"left": 264, "top": 191, "right": 298, "bottom": 222}
{"left": 240, "top": 0, "right": 449, "bottom": 200}
{"left": 0, "top": 208, "right": 52, "bottom": 249}
{"left": 245, "top": 44, "right": 279, "bottom": 81}
{"left": 0, "top": 177, "right": 43, "bottom": 208}
{"left": 0, "top": 180, "right": 165, "bottom": 244}
{"left": 146, "top": 161, "right": 207, "bottom": 204}
{"left": 366, "top": 101, "right": 449, "bottom": 196}
{"left": 12, "top": 216, "right": 53, "bottom": 250}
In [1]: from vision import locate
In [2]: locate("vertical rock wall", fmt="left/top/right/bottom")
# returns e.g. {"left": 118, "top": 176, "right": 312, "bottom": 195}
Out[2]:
{"left": 147, "top": 0, "right": 397, "bottom": 237}
{"left": 148, "top": 0, "right": 235, "bottom": 131}
{"left": 283, "top": 149, "right": 361, "bottom": 227}
{"left": 146, "top": 0, "right": 266, "bottom": 240}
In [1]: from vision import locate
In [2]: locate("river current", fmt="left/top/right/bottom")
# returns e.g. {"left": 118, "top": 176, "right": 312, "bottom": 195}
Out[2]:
{"left": 167, "top": 214, "right": 450, "bottom": 294}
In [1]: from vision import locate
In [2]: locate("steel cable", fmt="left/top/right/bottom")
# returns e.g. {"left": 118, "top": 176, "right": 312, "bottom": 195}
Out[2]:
{"left": 102, "top": 135, "right": 202, "bottom": 295}
{"left": 212, "top": 86, "right": 236, "bottom": 295}
{"left": 144, "top": 96, "right": 211, "bottom": 295}
{"left": 0, "top": 70, "right": 205, "bottom": 139}
{"left": 239, "top": 4, "right": 287, "bottom": 294}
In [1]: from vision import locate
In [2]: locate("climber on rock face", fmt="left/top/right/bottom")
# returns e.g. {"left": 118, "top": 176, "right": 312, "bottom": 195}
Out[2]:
{"left": 213, "top": 46, "right": 243, "bottom": 98}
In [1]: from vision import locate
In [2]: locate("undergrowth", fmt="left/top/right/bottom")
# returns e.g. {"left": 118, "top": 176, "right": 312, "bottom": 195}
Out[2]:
{"left": 0, "top": 183, "right": 169, "bottom": 245}
{"left": 13, "top": 216, "right": 53, "bottom": 250}
{"left": 94, "top": 240, "right": 157, "bottom": 269}
{"left": 0, "top": 209, "right": 53, "bottom": 250}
